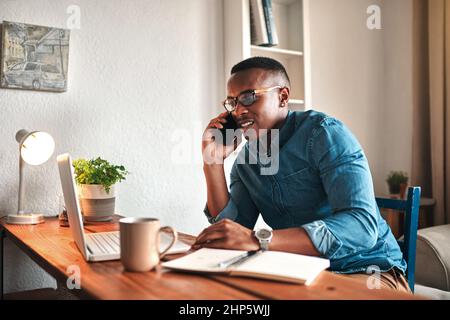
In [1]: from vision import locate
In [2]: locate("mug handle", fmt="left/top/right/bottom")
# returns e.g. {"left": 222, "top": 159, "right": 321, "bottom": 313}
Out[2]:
{"left": 158, "top": 226, "right": 178, "bottom": 259}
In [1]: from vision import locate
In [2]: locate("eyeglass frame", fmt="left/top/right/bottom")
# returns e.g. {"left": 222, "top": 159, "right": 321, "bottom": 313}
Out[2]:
{"left": 222, "top": 86, "right": 284, "bottom": 112}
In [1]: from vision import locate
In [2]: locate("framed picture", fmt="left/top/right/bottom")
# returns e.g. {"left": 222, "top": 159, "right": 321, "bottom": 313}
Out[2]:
{"left": 0, "top": 21, "right": 70, "bottom": 92}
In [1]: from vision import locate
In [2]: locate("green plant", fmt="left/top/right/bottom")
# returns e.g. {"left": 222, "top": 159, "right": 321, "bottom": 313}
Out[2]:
{"left": 386, "top": 171, "right": 408, "bottom": 194}
{"left": 73, "top": 157, "right": 128, "bottom": 193}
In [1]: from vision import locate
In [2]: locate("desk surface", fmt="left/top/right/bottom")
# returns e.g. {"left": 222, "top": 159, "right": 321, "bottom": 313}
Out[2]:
{"left": 0, "top": 216, "right": 421, "bottom": 300}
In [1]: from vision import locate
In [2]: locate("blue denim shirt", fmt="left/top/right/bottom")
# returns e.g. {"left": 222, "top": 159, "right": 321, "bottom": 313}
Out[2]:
{"left": 204, "top": 110, "right": 407, "bottom": 274}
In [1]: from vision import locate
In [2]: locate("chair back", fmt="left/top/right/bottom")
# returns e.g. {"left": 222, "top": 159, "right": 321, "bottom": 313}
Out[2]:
{"left": 376, "top": 186, "right": 421, "bottom": 292}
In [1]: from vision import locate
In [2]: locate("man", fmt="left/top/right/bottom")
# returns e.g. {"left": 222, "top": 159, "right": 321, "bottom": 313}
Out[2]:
{"left": 195, "top": 56, "right": 410, "bottom": 292}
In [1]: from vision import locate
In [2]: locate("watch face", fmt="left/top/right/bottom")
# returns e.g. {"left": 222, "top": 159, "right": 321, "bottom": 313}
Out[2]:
{"left": 257, "top": 229, "right": 272, "bottom": 240}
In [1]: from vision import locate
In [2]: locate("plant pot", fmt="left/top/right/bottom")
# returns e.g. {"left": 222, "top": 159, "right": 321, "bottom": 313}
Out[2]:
{"left": 388, "top": 184, "right": 400, "bottom": 195}
{"left": 399, "top": 183, "right": 408, "bottom": 199}
{"left": 77, "top": 184, "right": 115, "bottom": 222}
{"left": 389, "top": 183, "right": 408, "bottom": 199}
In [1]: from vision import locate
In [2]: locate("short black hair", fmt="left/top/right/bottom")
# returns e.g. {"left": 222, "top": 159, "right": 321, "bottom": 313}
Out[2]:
{"left": 230, "top": 56, "right": 291, "bottom": 87}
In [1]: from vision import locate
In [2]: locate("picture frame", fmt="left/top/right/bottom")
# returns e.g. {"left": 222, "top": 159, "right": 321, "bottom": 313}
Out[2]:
{"left": 0, "top": 21, "right": 70, "bottom": 92}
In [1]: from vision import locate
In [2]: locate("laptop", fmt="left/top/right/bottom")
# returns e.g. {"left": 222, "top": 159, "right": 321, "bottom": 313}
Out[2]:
{"left": 57, "top": 153, "right": 191, "bottom": 262}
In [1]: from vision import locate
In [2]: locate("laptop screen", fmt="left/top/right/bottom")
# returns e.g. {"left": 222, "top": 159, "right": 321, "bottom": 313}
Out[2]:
{"left": 57, "top": 153, "right": 89, "bottom": 260}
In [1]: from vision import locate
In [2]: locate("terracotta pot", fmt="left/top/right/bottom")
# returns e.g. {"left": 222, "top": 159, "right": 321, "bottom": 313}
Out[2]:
{"left": 388, "top": 183, "right": 408, "bottom": 200}
{"left": 399, "top": 183, "right": 408, "bottom": 199}
{"left": 77, "top": 184, "right": 115, "bottom": 222}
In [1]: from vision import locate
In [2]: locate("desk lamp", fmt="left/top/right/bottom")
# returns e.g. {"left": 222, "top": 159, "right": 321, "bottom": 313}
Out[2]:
{"left": 7, "top": 130, "right": 55, "bottom": 225}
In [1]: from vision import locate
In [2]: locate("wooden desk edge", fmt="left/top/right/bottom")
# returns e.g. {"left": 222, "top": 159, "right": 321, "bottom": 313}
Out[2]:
{"left": 0, "top": 217, "right": 251, "bottom": 300}
{"left": 0, "top": 217, "right": 425, "bottom": 300}
{"left": 0, "top": 219, "right": 94, "bottom": 299}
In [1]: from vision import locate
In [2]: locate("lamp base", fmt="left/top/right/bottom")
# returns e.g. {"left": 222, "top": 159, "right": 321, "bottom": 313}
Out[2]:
{"left": 7, "top": 213, "right": 45, "bottom": 225}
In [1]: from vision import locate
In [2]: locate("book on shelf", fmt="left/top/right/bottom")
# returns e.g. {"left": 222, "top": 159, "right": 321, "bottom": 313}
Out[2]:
{"left": 162, "top": 248, "right": 330, "bottom": 285}
{"left": 261, "top": 0, "right": 279, "bottom": 47}
{"left": 250, "top": 0, "right": 269, "bottom": 46}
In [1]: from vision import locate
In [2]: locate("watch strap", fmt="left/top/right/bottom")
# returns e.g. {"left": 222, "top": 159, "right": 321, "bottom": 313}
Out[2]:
{"left": 259, "top": 239, "right": 269, "bottom": 251}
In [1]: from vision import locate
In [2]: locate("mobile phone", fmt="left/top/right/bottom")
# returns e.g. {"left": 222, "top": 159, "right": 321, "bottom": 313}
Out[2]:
{"left": 219, "top": 112, "right": 239, "bottom": 145}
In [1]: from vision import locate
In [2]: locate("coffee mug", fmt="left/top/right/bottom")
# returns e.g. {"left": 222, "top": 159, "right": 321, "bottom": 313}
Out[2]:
{"left": 119, "top": 217, "right": 177, "bottom": 272}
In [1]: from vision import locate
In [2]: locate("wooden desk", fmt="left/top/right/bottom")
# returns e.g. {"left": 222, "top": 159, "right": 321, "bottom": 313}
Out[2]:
{"left": 0, "top": 216, "right": 421, "bottom": 300}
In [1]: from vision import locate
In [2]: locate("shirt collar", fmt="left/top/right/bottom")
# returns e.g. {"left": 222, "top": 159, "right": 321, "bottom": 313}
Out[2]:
{"left": 277, "top": 110, "right": 296, "bottom": 149}
{"left": 245, "top": 110, "right": 296, "bottom": 159}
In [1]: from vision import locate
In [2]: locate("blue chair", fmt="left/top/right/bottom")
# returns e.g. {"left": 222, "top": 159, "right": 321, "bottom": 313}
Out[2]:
{"left": 376, "top": 186, "right": 421, "bottom": 292}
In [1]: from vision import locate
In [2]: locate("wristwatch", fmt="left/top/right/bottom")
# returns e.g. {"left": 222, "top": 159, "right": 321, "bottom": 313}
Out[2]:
{"left": 255, "top": 228, "right": 273, "bottom": 251}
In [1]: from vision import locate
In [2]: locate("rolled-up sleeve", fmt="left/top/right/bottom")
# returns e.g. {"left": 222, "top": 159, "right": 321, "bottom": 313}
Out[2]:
{"left": 203, "top": 163, "right": 259, "bottom": 229}
{"left": 302, "top": 118, "right": 379, "bottom": 260}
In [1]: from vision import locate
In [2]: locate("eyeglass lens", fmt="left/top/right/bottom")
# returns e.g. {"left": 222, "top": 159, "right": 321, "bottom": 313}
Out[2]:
{"left": 224, "top": 92, "right": 256, "bottom": 111}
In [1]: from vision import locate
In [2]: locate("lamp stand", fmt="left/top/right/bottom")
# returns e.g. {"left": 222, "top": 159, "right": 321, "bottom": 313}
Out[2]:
{"left": 7, "top": 213, "right": 45, "bottom": 225}
{"left": 6, "top": 153, "right": 44, "bottom": 225}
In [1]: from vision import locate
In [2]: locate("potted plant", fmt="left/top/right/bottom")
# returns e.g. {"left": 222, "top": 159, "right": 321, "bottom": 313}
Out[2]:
{"left": 386, "top": 171, "right": 408, "bottom": 199}
{"left": 73, "top": 157, "right": 128, "bottom": 222}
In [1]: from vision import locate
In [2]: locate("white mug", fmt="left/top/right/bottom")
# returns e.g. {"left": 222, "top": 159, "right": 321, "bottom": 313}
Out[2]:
{"left": 119, "top": 217, "right": 177, "bottom": 272}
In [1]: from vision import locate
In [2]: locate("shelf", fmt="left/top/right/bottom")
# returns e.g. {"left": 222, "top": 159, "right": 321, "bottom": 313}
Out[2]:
{"left": 273, "top": 0, "right": 300, "bottom": 5}
{"left": 251, "top": 45, "right": 303, "bottom": 57}
{"left": 224, "top": 0, "right": 310, "bottom": 111}
{"left": 289, "top": 99, "right": 304, "bottom": 105}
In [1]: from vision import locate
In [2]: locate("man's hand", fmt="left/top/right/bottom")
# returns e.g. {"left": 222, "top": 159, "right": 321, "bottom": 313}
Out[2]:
{"left": 202, "top": 112, "right": 241, "bottom": 164}
{"left": 192, "top": 219, "right": 260, "bottom": 251}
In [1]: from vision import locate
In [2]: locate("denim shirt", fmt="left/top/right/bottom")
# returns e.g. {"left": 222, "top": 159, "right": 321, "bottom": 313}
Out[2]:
{"left": 204, "top": 110, "right": 407, "bottom": 275}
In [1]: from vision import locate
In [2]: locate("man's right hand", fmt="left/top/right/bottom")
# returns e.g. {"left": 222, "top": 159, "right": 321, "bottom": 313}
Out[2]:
{"left": 202, "top": 112, "right": 242, "bottom": 165}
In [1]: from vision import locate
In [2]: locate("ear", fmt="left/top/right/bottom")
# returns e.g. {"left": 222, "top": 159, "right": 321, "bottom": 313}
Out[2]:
{"left": 279, "top": 87, "right": 290, "bottom": 108}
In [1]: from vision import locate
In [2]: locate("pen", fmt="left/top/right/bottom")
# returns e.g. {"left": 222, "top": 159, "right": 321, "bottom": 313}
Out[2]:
{"left": 217, "top": 250, "right": 260, "bottom": 268}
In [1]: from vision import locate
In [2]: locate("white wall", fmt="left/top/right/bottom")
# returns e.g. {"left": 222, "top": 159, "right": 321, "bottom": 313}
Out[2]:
{"left": 308, "top": 0, "right": 413, "bottom": 194}
{"left": 381, "top": 0, "right": 413, "bottom": 191}
{"left": 0, "top": 0, "right": 224, "bottom": 293}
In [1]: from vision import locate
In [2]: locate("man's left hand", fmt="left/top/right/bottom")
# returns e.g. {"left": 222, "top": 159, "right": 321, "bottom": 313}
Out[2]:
{"left": 192, "top": 219, "right": 260, "bottom": 251}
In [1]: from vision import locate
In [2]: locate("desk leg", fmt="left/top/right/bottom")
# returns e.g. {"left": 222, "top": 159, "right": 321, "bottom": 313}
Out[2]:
{"left": 0, "top": 228, "right": 4, "bottom": 300}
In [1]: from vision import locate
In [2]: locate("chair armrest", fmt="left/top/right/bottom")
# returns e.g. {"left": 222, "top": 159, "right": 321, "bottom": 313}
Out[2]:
{"left": 415, "top": 224, "right": 450, "bottom": 291}
{"left": 414, "top": 284, "right": 450, "bottom": 300}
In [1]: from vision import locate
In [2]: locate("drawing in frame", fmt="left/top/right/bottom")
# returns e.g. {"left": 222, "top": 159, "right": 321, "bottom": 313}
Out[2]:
{"left": 1, "top": 21, "right": 70, "bottom": 92}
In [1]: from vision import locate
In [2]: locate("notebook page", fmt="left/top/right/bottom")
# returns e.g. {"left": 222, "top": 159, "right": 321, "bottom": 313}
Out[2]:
{"left": 162, "top": 248, "right": 247, "bottom": 272}
{"left": 234, "top": 251, "right": 330, "bottom": 284}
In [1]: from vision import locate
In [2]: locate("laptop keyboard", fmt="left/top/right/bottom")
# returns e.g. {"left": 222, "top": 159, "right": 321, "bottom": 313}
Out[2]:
{"left": 86, "top": 232, "right": 120, "bottom": 255}
{"left": 85, "top": 231, "right": 190, "bottom": 256}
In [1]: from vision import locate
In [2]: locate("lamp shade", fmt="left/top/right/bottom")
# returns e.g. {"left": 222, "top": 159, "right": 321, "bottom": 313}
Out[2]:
{"left": 16, "top": 130, "right": 55, "bottom": 165}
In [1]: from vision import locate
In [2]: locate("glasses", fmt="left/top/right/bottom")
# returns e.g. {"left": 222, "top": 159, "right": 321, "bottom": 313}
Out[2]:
{"left": 223, "top": 86, "right": 282, "bottom": 112}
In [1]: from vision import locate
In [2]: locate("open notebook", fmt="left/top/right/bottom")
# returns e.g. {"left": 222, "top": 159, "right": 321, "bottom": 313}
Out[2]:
{"left": 162, "top": 248, "right": 330, "bottom": 285}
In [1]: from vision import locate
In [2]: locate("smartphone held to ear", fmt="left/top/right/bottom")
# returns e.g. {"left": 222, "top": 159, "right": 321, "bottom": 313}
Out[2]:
{"left": 219, "top": 113, "right": 239, "bottom": 145}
